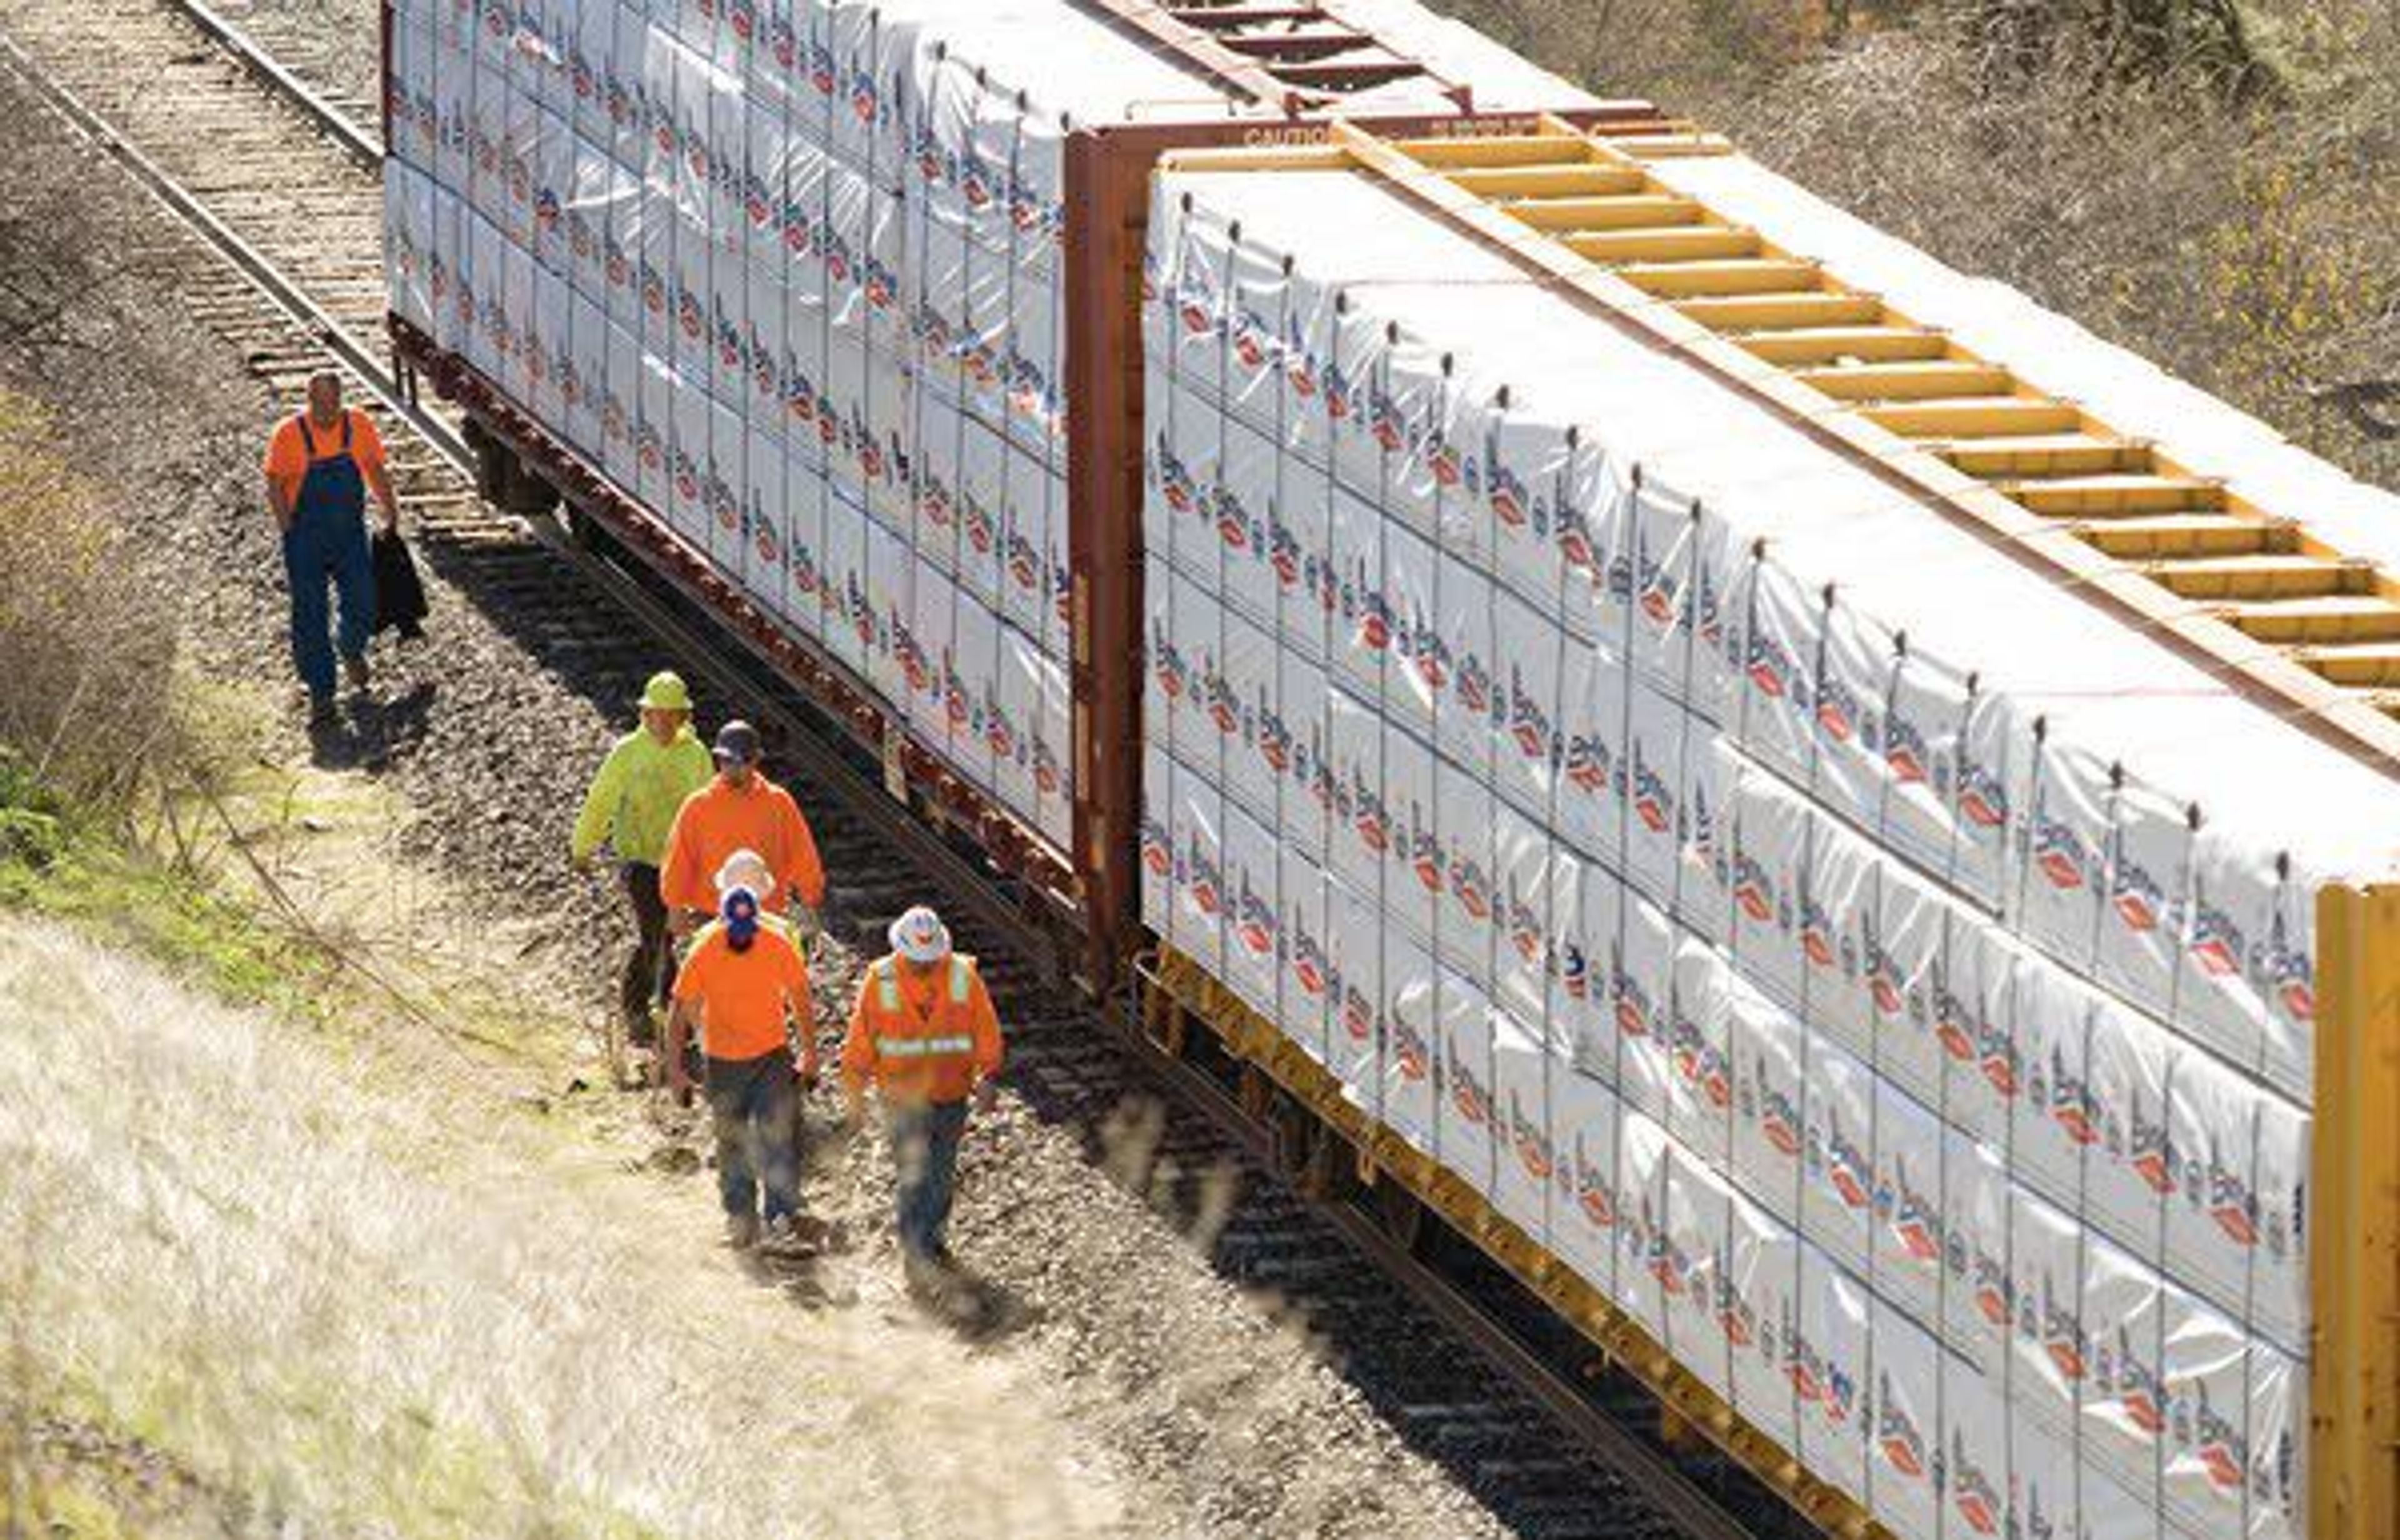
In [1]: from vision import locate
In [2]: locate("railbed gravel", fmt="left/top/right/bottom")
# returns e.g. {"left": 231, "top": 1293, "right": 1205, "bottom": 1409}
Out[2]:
{"left": 0, "top": 64, "right": 1571, "bottom": 1539}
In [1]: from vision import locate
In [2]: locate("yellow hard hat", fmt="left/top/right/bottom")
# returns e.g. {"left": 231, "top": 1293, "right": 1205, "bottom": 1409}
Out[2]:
{"left": 636, "top": 671, "right": 692, "bottom": 713}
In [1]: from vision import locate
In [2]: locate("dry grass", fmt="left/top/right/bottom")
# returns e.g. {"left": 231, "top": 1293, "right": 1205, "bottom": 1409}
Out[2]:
{"left": 0, "top": 916, "right": 1139, "bottom": 1538}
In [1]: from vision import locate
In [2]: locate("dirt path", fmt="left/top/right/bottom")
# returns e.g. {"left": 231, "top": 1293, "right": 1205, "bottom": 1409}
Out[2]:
{"left": 0, "top": 914, "right": 1145, "bottom": 1539}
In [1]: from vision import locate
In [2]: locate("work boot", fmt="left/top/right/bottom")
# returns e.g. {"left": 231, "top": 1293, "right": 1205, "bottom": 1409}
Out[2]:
{"left": 342, "top": 654, "right": 371, "bottom": 696}
{"left": 307, "top": 689, "right": 338, "bottom": 726}
{"left": 724, "top": 1213, "right": 761, "bottom": 1251}
{"left": 760, "top": 1214, "right": 809, "bottom": 1258}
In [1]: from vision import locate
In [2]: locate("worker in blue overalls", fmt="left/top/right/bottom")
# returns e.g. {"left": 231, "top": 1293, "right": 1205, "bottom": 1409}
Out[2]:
{"left": 262, "top": 371, "right": 401, "bottom": 722}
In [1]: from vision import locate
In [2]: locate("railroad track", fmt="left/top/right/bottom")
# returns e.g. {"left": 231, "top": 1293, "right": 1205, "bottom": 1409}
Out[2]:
{"left": 0, "top": 4, "right": 1816, "bottom": 1535}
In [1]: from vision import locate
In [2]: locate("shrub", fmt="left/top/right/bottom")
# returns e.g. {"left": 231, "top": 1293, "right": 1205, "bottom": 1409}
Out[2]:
{"left": 0, "top": 396, "right": 188, "bottom": 817}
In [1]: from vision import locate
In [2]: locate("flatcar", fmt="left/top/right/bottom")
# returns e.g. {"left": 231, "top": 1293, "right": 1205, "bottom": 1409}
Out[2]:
{"left": 378, "top": 5, "right": 2400, "bottom": 1538}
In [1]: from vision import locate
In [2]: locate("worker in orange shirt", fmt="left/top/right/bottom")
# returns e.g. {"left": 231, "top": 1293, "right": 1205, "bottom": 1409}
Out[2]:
{"left": 658, "top": 720, "right": 826, "bottom": 936}
{"left": 841, "top": 906, "right": 1002, "bottom": 1285}
{"left": 262, "top": 370, "right": 401, "bottom": 722}
{"left": 667, "top": 874, "right": 814, "bottom": 1254}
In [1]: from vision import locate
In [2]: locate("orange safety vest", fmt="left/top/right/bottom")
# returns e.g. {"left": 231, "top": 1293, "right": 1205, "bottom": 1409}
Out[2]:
{"left": 851, "top": 954, "right": 992, "bottom": 1106}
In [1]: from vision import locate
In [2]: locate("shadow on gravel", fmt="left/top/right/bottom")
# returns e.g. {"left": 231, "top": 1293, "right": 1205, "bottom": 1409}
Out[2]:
{"left": 914, "top": 1266, "right": 1039, "bottom": 1347}
{"left": 305, "top": 680, "right": 438, "bottom": 771}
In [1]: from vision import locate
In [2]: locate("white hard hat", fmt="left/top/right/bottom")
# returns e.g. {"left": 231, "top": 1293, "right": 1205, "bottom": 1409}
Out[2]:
{"left": 889, "top": 906, "right": 950, "bottom": 964}
{"left": 714, "top": 848, "right": 774, "bottom": 898}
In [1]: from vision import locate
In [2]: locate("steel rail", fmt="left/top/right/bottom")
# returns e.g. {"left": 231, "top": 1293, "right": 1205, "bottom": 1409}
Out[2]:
{"left": 1116, "top": 970, "right": 1764, "bottom": 1540}
{"left": 163, "top": 0, "right": 384, "bottom": 167}
{"left": 0, "top": 14, "right": 1781, "bottom": 1538}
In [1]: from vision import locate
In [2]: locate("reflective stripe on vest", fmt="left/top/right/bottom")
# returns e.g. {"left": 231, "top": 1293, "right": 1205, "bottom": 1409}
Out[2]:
{"left": 872, "top": 955, "right": 971, "bottom": 1012}
{"left": 872, "top": 1034, "right": 976, "bottom": 1058}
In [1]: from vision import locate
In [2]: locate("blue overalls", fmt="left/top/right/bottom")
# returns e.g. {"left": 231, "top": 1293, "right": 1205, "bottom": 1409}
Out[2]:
{"left": 282, "top": 411, "right": 378, "bottom": 698}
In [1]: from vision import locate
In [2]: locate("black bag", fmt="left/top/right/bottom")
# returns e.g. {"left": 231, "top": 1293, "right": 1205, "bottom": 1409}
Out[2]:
{"left": 372, "top": 529, "right": 429, "bottom": 641}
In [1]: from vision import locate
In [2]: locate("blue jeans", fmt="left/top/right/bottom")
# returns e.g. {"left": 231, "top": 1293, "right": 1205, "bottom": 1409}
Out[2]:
{"left": 889, "top": 1099, "right": 967, "bottom": 1259}
{"left": 706, "top": 1049, "right": 799, "bottom": 1223}
{"left": 281, "top": 503, "right": 375, "bottom": 697}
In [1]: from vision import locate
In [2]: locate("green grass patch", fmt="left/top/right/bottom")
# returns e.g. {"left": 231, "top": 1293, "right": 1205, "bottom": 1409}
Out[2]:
{"left": 0, "top": 749, "right": 334, "bottom": 1022}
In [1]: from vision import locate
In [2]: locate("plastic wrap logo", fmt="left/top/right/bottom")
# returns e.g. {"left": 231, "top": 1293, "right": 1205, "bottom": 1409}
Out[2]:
{"left": 1611, "top": 950, "right": 1652, "bottom": 1038}
{"left": 1256, "top": 703, "right": 1291, "bottom": 776}
{"left": 1558, "top": 941, "right": 1590, "bottom": 1002}
{"left": 1408, "top": 813, "right": 1444, "bottom": 897}
{"left": 2266, "top": 916, "right": 2315, "bottom": 1021}
{"left": 1449, "top": 852, "right": 1492, "bottom": 924}
{"left": 1006, "top": 529, "right": 1041, "bottom": 598}
{"left": 1456, "top": 649, "right": 1493, "bottom": 718}
{"left": 1034, "top": 739, "right": 1062, "bottom": 797}
{"left": 1744, "top": 627, "right": 1792, "bottom": 701}
{"left": 1862, "top": 917, "right": 1905, "bottom": 1019}
{"left": 1888, "top": 1155, "right": 1941, "bottom": 1263}
{"left": 728, "top": 0, "right": 756, "bottom": 44}
{"left": 1635, "top": 549, "right": 1679, "bottom": 629}
{"left": 670, "top": 281, "right": 701, "bottom": 341}
{"left": 1874, "top": 1376, "right": 1928, "bottom": 1479}
{"left": 1291, "top": 926, "right": 1328, "bottom": 999}
{"left": 1815, "top": 666, "right": 1862, "bottom": 744}
{"left": 1488, "top": 457, "right": 1529, "bottom": 529}
{"left": 769, "top": 14, "right": 796, "bottom": 70}
{"left": 982, "top": 692, "right": 1014, "bottom": 761}
{"left": 1557, "top": 501, "right": 1598, "bottom": 576}
{"left": 1572, "top": 1134, "right": 1615, "bottom": 1228}
{"left": 958, "top": 155, "right": 994, "bottom": 211}
{"left": 1426, "top": 432, "right": 1462, "bottom": 489}
{"left": 1504, "top": 878, "right": 1543, "bottom": 966}
{"left": 1183, "top": 835, "right": 1222, "bottom": 919}
{"left": 1268, "top": 515, "right": 1301, "bottom": 591}
{"left": 1647, "top": 1221, "right": 1691, "bottom": 1299}
{"left": 1174, "top": 274, "right": 1212, "bottom": 338}
{"left": 1151, "top": 626, "right": 1187, "bottom": 702}
{"left": 1784, "top": 1315, "right": 1829, "bottom": 1411}
{"left": 1630, "top": 744, "right": 1674, "bottom": 836}
{"left": 2187, "top": 1388, "right": 2249, "bottom": 1492}
{"left": 1669, "top": 1006, "right": 1729, "bottom": 1110}
{"left": 1448, "top": 1036, "right": 1491, "bottom": 1126}
{"left": 845, "top": 64, "right": 878, "bottom": 126}
{"left": 788, "top": 539, "right": 818, "bottom": 599}
{"left": 1236, "top": 880, "right": 1276, "bottom": 959}
{"left": 1508, "top": 1091, "right": 1552, "bottom": 1179}
{"left": 1202, "top": 656, "right": 1238, "bottom": 739}
{"left": 2187, "top": 901, "right": 2246, "bottom": 979}
{"left": 1752, "top": 1058, "right": 1801, "bottom": 1158}
{"left": 1231, "top": 309, "right": 1272, "bottom": 372}
{"left": 1949, "top": 1433, "right": 2001, "bottom": 1535}
{"left": 1798, "top": 889, "right": 1839, "bottom": 972}
{"left": 1341, "top": 981, "right": 1373, "bottom": 1043}
{"left": 1712, "top": 1262, "right": 1756, "bottom": 1349}
{"left": 2038, "top": 1272, "right": 2086, "bottom": 1382}
{"left": 1956, "top": 759, "right": 2007, "bottom": 830}
{"left": 751, "top": 504, "right": 781, "bottom": 569}
{"left": 1368, "top": 386, "right": 1406, "bottom": 453}
{"left": 1507, "top": 668, "right": 1552, "bottom": 763}
{"left": 1282, "top": 316, "right": 1318, "bottom": 398}
{"left": 1391, "top": 1001, "right": 1429, "bottom": 1082}
{"left": 1883, "top": 708, "right": 1931, "bottom": 785}
{"left": 2032, "top": 816, "right": 2088, "bottom": 891}
{"left": 1322, "top": 359, "right": 1354, "bottom": 421}
{"left": 1820, "top": 1110, "right": 1871, "bottom": 1211}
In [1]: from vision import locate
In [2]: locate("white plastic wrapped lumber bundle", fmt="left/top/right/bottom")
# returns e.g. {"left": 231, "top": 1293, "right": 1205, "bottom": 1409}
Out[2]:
{"left": 1136, "top": 161, "right": 2399, "bottom": 1540}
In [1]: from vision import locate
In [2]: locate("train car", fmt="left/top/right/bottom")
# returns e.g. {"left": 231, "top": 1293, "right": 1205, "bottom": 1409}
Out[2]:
{"left": 379, "top": 6, "right": 2400, "bottom": 1539}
